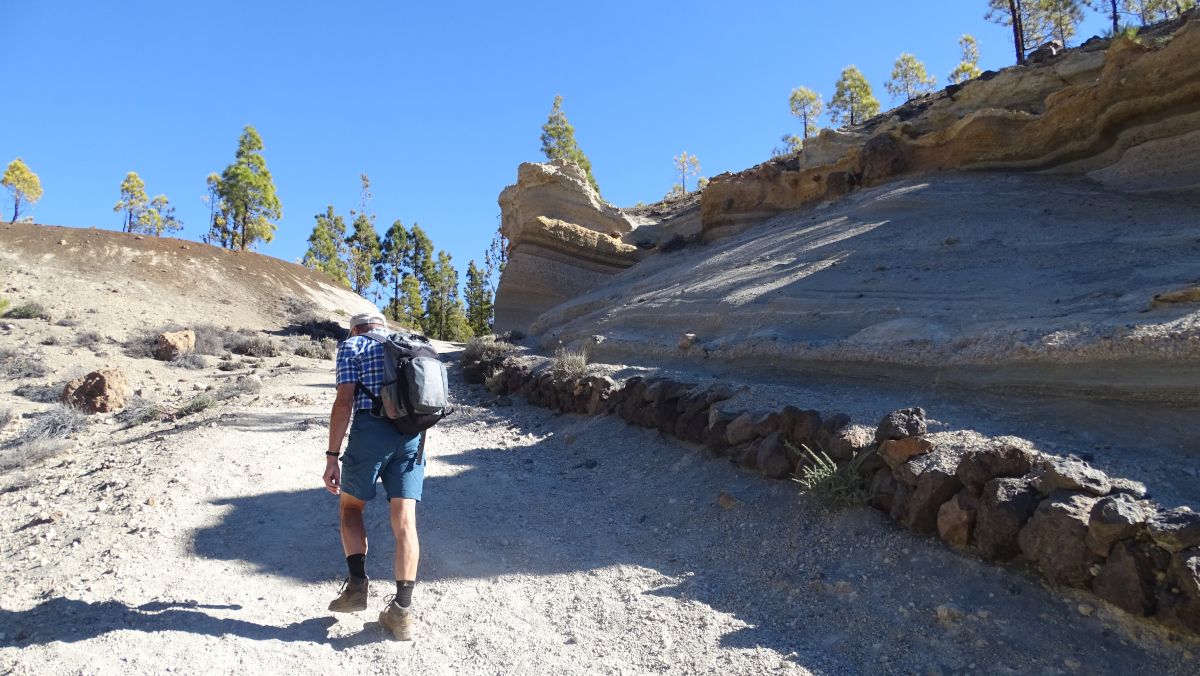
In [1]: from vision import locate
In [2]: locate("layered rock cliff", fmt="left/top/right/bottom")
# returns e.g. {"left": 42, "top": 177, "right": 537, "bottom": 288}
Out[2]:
{"left": 493, "top": 14, "right": 1200, "bottom": 401}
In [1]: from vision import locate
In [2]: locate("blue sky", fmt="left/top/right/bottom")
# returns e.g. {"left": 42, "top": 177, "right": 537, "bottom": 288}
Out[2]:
{"left": 1, "top": 1, "right": 1110, "bottom": 296}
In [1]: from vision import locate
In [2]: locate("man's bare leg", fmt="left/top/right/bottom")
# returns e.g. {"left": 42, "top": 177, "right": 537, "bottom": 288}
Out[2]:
{"left": 390, "top": 498, "right": 419, "bottom": 581}
{"left": 339, "top": 492, "right": 369, "bottom": 556}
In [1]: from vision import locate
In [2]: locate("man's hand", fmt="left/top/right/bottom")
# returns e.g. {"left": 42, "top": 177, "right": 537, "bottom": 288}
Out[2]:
{"left": 323, "top": 457, "right": 341, "bottom": 495}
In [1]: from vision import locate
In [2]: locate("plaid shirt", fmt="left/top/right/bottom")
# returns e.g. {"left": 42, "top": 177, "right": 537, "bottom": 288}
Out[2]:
{"left": 335, "top": 332, "right": 388, "bottom": 411}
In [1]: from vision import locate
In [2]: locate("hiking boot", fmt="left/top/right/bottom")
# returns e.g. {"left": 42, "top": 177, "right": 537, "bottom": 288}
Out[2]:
{"left": 379, "top": 597, "right": 413, "bottom": 641}
{"left": 328, "top": 576, "right": 369, "bottom": 613}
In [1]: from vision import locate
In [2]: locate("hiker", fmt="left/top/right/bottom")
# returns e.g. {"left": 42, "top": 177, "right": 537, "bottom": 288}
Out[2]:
{"left": 323, "top": 311, "right": 424, "bottom": 641}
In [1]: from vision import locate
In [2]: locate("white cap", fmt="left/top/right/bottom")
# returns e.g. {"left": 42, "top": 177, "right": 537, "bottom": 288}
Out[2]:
{"left": 350, "top": 311, "right": 386, "bottom": 328}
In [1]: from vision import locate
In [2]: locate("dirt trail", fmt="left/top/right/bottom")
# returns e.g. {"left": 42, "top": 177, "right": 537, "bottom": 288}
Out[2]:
{"left": 1, "top": 360, "right": 1197, "bottom": 675}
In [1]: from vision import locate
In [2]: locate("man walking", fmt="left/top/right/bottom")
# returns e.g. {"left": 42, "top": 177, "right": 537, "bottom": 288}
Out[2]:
{"left": 323, "top": 311, "right": 423, "bottom": 641}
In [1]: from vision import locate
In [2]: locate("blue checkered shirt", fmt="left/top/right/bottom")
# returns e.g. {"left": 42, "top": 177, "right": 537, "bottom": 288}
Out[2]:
{"left": 335, "top": 332, "right": 388, "bottom": 411}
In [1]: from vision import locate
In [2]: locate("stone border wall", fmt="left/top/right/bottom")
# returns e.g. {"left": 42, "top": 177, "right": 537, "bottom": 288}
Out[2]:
{"left": 462, "top": 353, "right": 1200, "bottom": 638}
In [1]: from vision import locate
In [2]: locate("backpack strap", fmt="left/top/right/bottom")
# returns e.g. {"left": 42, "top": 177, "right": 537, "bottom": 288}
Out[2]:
{"left": 418, "top": 430, "right": 426, "bottom": 465}
{"left": 353, "top": 331, "right": 391, "bottom": 409}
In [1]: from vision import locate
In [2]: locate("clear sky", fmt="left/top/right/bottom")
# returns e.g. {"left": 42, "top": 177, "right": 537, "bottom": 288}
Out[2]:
{"left": 1, "top": 1, "right": 1111, "bottom": 295}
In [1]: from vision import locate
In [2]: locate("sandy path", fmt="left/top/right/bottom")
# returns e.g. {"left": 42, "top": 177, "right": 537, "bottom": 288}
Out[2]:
{"left": 1, "top": 361, "right": 1197, "bottom": 675}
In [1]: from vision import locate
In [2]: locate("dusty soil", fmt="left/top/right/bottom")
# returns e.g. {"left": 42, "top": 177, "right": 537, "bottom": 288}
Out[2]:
{"left": 1, "top": 352, "right": 1198, "bottom": 675}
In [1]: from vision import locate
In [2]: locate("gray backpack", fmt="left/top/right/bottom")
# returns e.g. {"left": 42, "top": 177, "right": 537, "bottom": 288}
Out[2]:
{"left": 355, "top": 331, "right": 450, "bottom": 436}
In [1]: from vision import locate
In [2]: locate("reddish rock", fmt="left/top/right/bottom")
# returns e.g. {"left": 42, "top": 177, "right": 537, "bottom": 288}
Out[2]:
{"left": 153, "top": 329, "right": 195, "bottom": 361}
{"left": 975, "top": 477, "right": 1042, "bottom": 561}
{"left": 1018, "top": 492, "right": 1102, "bottom": 587}
{"left": 1093, "top": 540, "right": 1164, "bottom": 616}
{"left": 955, "top": 444, "right": 1035, "bottom": 495}
{"left": 1086, "top": 494, "right": 1148, "bottom": 557}
{"left": 938, "top": 490, "right": 978, "bottom": 549}
{"left": 879, "top": 437, "right": 934, "bottom": 470}
{"left": 61, "top": 367, "right": 132, "bottom": 414}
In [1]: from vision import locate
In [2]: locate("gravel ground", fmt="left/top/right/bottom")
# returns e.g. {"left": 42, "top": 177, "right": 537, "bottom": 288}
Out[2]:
{"left": 1, "top": 360, "right": 1198, "bottom": 675}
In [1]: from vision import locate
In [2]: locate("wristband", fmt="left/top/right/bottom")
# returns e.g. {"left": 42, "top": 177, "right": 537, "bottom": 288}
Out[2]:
{"left": 325, "top": 451, "right": 340, "bottom": 457}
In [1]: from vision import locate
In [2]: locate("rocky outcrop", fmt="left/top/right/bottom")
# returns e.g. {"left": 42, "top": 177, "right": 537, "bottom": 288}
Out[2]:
{"left": 494, "top": 161, "right": 643, "bottom": 332}
{"left": 153, "top": 329, "right": 196, "bottom": 361}
{"left": 702, "top": 18, "right": 1200, "bottom": 240}
{"left": 61, "top": 367, "right": 131, "bottom": 413}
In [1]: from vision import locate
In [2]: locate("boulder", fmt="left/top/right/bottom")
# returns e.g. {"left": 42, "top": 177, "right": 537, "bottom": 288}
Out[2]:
{"left": 678, "top": 333, "right": 698, "bottom": 350}
{"left": 879, "top": 436, "right": 934, "bottom": 470}
{"left": 898, "top": 447, "right": 963, "bottom": 534}
{"left": 1018, "top": 492, "right": 1102, "bottom": 587}
{"left": 975, "top": 477, "right": 1042, "bottom": 561}
{"left": 755, "top": 431, "right": 794, "bottom": 479}
{"left": 1093, "top": 540, "right": 1165, "bottom": 616}
{"left": 153, "top": 329, "right": 196, "bottom": 361}
{"left": 861, "top": 132, "right": 907, "bottom": 183}
{"left": 1038, "top": 456, "right": 1111, "bottom": 497}
{"left": 938, "top": 490, "right": 978, "bottom": 550}
{"left": 955, "top": 444, "right": 1035, "bottom": 495}
{"left": 1086, "top": 494, "right": 1149, "bottom": 557}
{"left": 813, "top": 412, "right": 851, "bottom": 453}
{"left": 61, "top": 367, "right": 132, "bottom": 414}
{"left": 828, "top": 424, "right": 875, "bottom": 462}
{"left": 704, "top": 412, "right": 736, "bottom": 456}
{"left": 725, "top": 412, "right": 759, "bottom": 445}
{"left": 751, "top": 411, "right": 784, "bottom": 438}
{"left": 781, "top": 407, "right": 823, "bottom": 446}
{"left": 867, "top": 467, "right": 898, "bottom": 513}
{"left": 875, "top": 407, "right": 926, "bottom": 443}
{"left": 890, "top": 482, "right": 914, "bottom": 523}
{"left": 582, "top": 375, "right": 616, "bottom": 415}
{"left": 1147, "top": 507, "right": 1200, "bottom": 553}
{"left": 1158, "top": 548, "right": 1200, "bottom": 633}
{"left": 1110, "top": 477, "right": 1149, "bottom": 499}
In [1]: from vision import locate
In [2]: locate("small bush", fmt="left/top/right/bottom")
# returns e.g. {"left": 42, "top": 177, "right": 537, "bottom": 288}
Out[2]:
{"left": 292, "top": 337, "right": 336, "bottom": 360}
{"left": 75, "top": 331, "right": 104, "bottom": 347}
{"left": 216, "top": 376, "right": 262, "bottom": 400}
{"left": 24, "top": 404, "right": 89, "bottom": 440}
{"left": 118, "top": 396, "right": 163, "bottom": 427}
{"left": 0, "top": 406, "right": 12, "bottom": 430}
{"left": 791, "top": 443, "right": 874, "bottom": 509}
{"left": 14, "top": 382, "right": 61, "bottom": 403}
{"left": 192, "top": 323, "right": 243, "bottom": 355}
{"left": 230, "top": 333, "right": 280, "bottom": 358}
{"left": 0, "top": 349, "right": 50, "bottom": 379}
{"left": 0, "top": 296, "right": 8, "bottom": 315}
{"left": 0, "top": 437, "right": 68, "bottom": 471}
{"left": 5, "top": 302, "right": 49, "bottom": 320}
{"left": 176, "top": 395, "right": 217, "bottom": 417}
{"left": 217, "top": 360, "right": 243, "bottom": 372}
{"left": 40, "top": 336, "right": 59, "bottom": 346}
{"left": 55, "top": 317, "right": 79, "bottom": 327}
{"left": 169, "top": 354, "right": 208, "bottom": 370}
{"left": 463, "top": 335, "right": 517, "bottom": 364}
{"left": 551, "top": 346, "right": 588, "bottom": 380}
{"left": 484, "top": 369, "right": 506, "bottom": 395}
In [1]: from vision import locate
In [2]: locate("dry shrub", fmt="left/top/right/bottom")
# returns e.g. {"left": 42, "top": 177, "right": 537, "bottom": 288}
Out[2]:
{"left": 14, "top": 382, "right": 61, "bottom": 403}
{"left": 463, "top": 335, "right": 517, "bottom": 364}
{"left": 230, "top": 333, "right": 280, "bottom": 358}
{"left": 551, "top": 346, "right": 588, "bottom": 380}
{"left": 0, "top": 406, "right": 12, "bottom": 430}
{"left": 0, "top": 438, "right": 68, "bottom": 471}
{"left": 791, "top": 442, "right": 874, "bottom": 509}
{"left": 0, "top": 348, "right": 50, "bottom": 379}
{"left": 118, "top": 396, "right": 163, "bottom": 427}
{"left": 216, "top": 376, "right": 262, "bottom": 401}
{"left": 5, "top": 302, "right": 49, "bottom": 320}
{"left": 177, "top": 395, "right": 217, "bottom": 417}
{"left": 75, "top": 330, "right": 104, "bottom": 347}
{"left": 24, "top": 404, "right": 89, "bottom": 439}
{"left": 291, "top": 337, "right": 336, "bottom": 360}
{"left": 169, "top": 354, "right": 208, "bottom": 370}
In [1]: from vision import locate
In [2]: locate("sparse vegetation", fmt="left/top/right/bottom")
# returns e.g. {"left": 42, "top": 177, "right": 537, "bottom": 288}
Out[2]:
{"left": 0, "top": 437, "right": 67, "bottom": 471}
{"left": 551, "top": 346, "right": 588, "bottom": 380}
{"left": 118, "top": 396, "right": 163, "bottom": 427}
{"left": 55, "top": 317, "right": 79, "bottom": 327}
{"left": 0, "top": 406, "right": 12, "bottom": 430}
{"left": 40, "top": 336, "right": 59, "bottom": 346}
{"left": 463, "top": 335, "right": 517, "bottom": 364}
{"left": 215, "top": 376, "right": 262, "bottom": 400}
{"left": 75, "top": 330, "right": 103, "bottom": 347}
{"left": 169, "top": 353, "right": 208, "bottom": 370}
{"left": 176, "top": 395, "right": 217, "bottom": 417}
{"left": 5, "top": 302, "right": 49, "bottom": 320}
{"left": 0, "top": 296, "right": 8, "bottom": 315}
{"left": 217, "top": 360, "right": 243, "bottom": 372}
{"left": 230, "top": 333, "right": 280, "bottom": 358}
{"left": 791, "top": 442, "right": 874, "bottom": 508}
{"left": 24, "top": 404, "right": 89, "bottom": 440}
{"left": 14, "top": 382, "right": 61, "bottom": 403}
{"left": 290, "top": 337, "right": 336, "bottom": 360}
{"left": 0, "top": 348, "right": 50, "bottom": 379}
{"left": 484, "top": 369, "right": 507, "bottom": 395}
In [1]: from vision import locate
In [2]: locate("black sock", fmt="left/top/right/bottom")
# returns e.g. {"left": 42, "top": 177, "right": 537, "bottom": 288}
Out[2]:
{"left": 396, "top": 580, "right": 415, "bottom": 607}
{"left": 346, "top": 554, "right": 366, "bottom": 579}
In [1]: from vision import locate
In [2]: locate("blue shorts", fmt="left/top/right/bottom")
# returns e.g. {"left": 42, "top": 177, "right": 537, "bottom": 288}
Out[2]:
{"left": 339, "top": 413, "right": 425, "bottom": 502}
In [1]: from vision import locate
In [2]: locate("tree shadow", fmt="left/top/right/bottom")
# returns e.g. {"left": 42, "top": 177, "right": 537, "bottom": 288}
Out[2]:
{"left": 0, "top": 598, "right": 384, "bottom": 649}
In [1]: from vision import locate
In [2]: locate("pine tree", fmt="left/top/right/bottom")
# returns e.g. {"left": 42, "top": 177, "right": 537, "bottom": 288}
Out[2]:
{"left": 345, "top": 174, "right": 380, "bottom": 299}
{"left": 948, "top": 35, "right": 983, "bottom": 84}
{"left": 407, "top": 223, "right": 435, "bottom": 304}
{"left": 1120, "top": 0, "right": 1193, "bottom": 24}
{"left": 788, "top": 87, "right": 824, "bottom": 141}
{"left": 2, "top": 158, "right": 43, "bottom": 223}
{"left": 445, "top": 299, "right": 474, "bottom": 342}
{"left": 540, "top": 94, "right": 601, "bottom": 195}
{"left": 886, "top": 54, "right": 938, "bottom": 102}
{"left": 464, "top": 259, "right": 493, "bottom": 336}
{"left": 1040, "top": 0, "right": 1086, "bottom": 45}
{"left": 424, "top": 250, "right": 462, "bottom": 340}
{"left": 203, "top": 173, "right": 232, "bottom": 247}
{"left": 216, "top": 126, "right": 282, "bottom": 250}
{"left": 114, "top": 172, "right": 149, "bottom": 232}
{"left": 145, "top": 195, "right": 182, "bottom": 236}
{"left": 376, "top": 219, "right": 411, "bottom": 318}
{"left": 669, "top": 151, "right": 701, "bottom": 198}
{"left": 987, "top": 0, "right": 1051, "bottom": 64}
{"left": 302, "top": 206, "right": 350, "bottom": 286}
{"left": 394, "top": 274, "right": 424, "bottom": 330}
{"left": 828, "top": 66, "right": 881, "bottom": 128}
